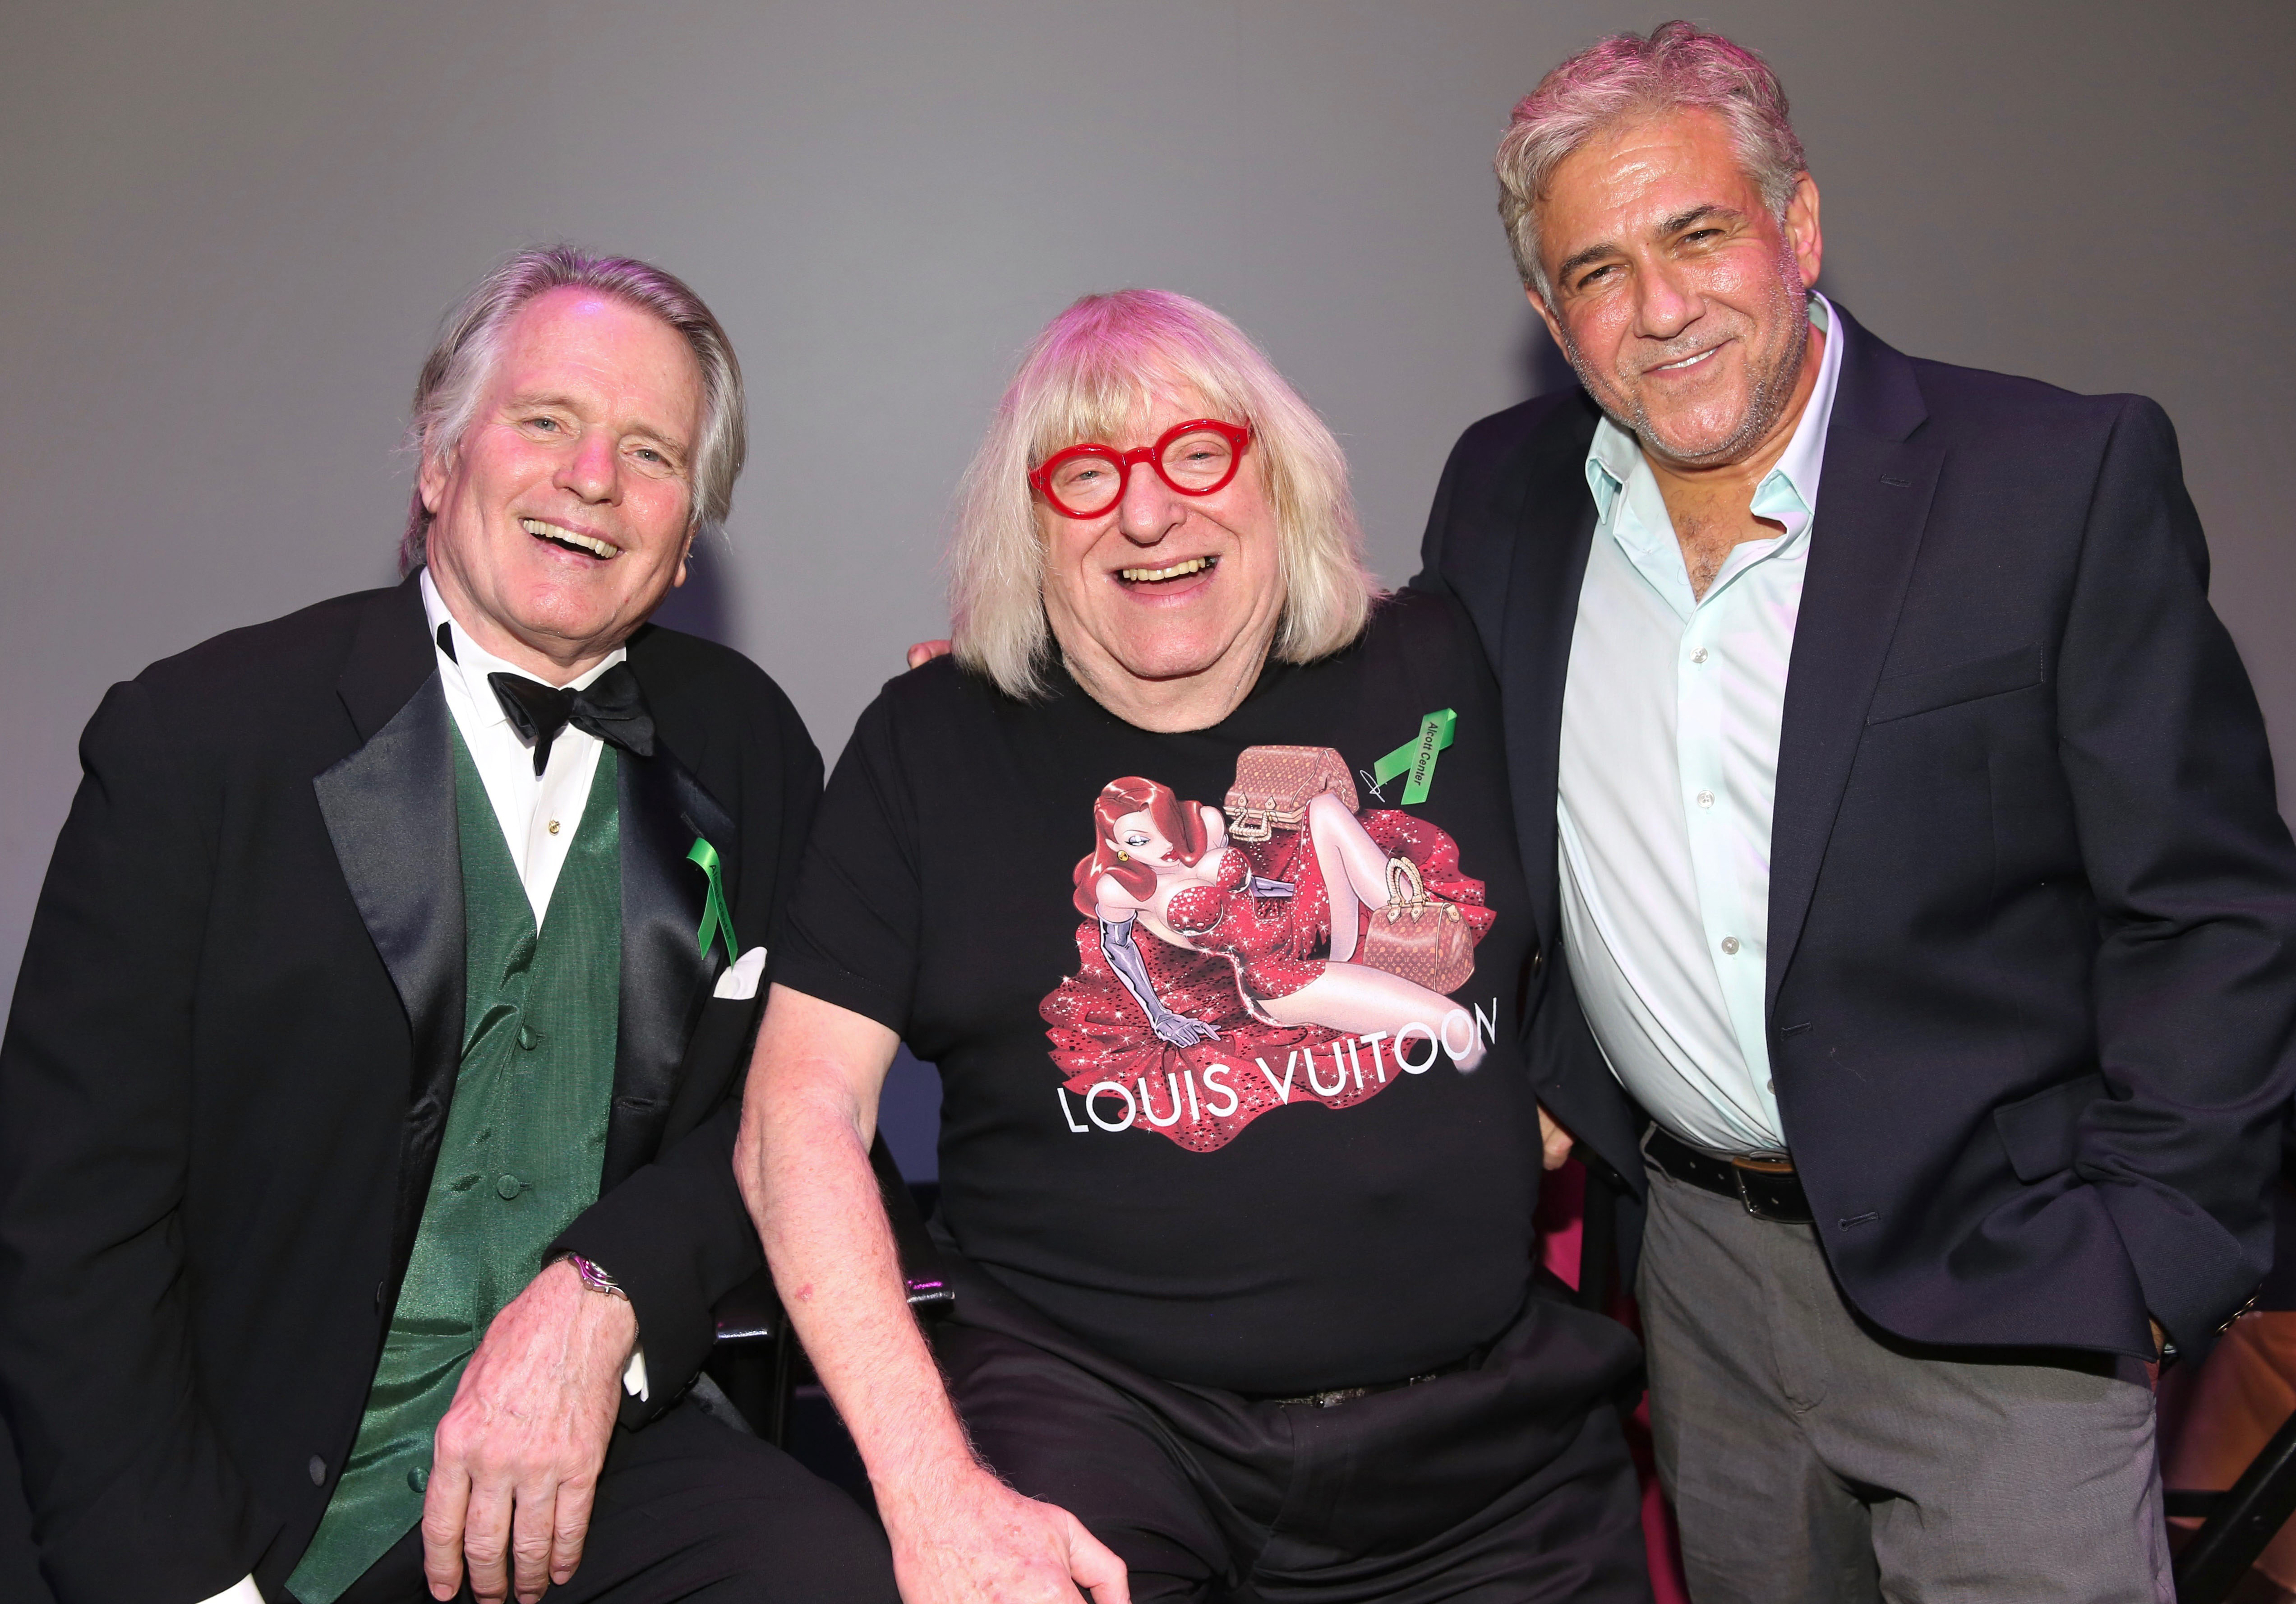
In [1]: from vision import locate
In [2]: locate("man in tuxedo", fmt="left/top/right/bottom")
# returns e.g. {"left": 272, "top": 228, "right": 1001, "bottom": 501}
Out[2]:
{"left": 1415, "top": 23, "right": 2296, "bottom": 1603}
{"left": 0, "top": 247, "right": 897, "bottom": 1604}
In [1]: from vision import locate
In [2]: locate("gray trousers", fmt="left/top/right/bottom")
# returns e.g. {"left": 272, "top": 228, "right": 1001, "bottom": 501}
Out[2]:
{"left": 1638, "top": 1164, "right": 2173, "bottom": 1604}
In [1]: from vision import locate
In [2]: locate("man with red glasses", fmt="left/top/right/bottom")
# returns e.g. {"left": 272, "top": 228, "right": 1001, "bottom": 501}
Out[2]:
{"left": 746, "top": 288, "right": 1652, "bottom": 1604}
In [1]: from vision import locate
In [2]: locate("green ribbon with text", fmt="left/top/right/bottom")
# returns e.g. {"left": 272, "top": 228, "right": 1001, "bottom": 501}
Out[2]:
{"left": 1372, "top": 708, "right": 1457, "bottom": 806}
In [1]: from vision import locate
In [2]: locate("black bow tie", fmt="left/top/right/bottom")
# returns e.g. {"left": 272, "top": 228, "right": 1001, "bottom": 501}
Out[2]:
{"left": 488, "top": 665, "right": 656, "bottom": 776}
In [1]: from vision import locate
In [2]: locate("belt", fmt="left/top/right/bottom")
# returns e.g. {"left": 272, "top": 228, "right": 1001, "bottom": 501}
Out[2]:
{"left": 1256, "top": 1350, "right": 1478, "bottom": 1410}
{"left": 1644, "top": 1125, "right": 1813, "bottom": 1225}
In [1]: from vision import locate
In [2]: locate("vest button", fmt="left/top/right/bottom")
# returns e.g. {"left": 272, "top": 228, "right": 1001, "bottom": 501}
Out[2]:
{"left": 308, "top": 1455, "right": 326, "bottom": 1486}
{"left": 516, "top": 1025, "right": 537, "bottom": 1051}
{"left": 408, "top": 1465, "right": 429, "bottom": 1493}
{"left": 496, "top": 1174, "right": 524, "bottom": 1200}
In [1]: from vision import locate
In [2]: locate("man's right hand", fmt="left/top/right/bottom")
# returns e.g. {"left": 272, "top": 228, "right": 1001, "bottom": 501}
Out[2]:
{"left": 907, "top": 639, "right": 953, "bottom": 669}
{"left": 879, "top": 1464, "right": 1130, "bottom": 1604}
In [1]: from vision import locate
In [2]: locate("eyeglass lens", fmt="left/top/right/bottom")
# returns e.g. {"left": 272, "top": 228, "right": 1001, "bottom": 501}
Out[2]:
{"left": 1045, "top": 428, "right": 1238, "bottom": 515}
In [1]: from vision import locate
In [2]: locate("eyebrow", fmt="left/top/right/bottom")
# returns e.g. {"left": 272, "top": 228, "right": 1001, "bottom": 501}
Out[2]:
{"left": 1554, "top": 203, "right": 1750, "bottom": 284}
{"left": 505, "top": 393, "right": 692, "bottom": 460}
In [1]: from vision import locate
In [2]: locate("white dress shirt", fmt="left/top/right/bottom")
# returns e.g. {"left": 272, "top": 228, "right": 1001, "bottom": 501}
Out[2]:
{"left": 1555, "top": 293, "right": 1843, "bottom": 1156}
{"left": 194, "top": 582, "right": 648, "bottom": 1604}
{"left": 419, "top": 569, "right": 620, "bottom": 924}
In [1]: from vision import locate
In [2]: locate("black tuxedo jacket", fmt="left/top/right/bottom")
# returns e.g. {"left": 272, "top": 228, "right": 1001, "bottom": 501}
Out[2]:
{"left": 1415, "top": 304, "right": 2296, "bottom": 1364}
{"left": 0, "top": 574, "right": 819, "bottom": 1603}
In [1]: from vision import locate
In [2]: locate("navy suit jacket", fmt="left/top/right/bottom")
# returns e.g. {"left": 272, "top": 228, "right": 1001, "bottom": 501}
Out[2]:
{"left": 1414, "top": 303, "right": 2296, "bottom": 1362}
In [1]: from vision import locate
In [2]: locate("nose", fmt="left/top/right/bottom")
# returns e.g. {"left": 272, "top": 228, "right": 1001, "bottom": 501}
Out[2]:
{"left": 556, "top": 425, "right": 620, "bottom": 505}
{"left": 1113, "top": 456, "right": 1183, "bottom": 547}
{"left": 1633, "top": 257, "right": 1701, "bottom": 343}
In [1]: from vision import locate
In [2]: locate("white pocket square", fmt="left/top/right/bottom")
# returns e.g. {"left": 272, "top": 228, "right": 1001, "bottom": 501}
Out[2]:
{"left": 714, "top": 945, "right": 768, "bottom": 1001}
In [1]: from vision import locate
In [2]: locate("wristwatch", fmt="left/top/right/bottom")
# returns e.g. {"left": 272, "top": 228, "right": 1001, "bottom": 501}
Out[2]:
{"left": 562, "top": 1252, "right": 629, "bottom": 1301}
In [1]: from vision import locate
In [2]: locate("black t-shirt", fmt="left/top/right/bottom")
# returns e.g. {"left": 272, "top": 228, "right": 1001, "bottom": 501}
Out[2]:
{"left": 777, "top": 589, "right": 1543, "bottom": 1394}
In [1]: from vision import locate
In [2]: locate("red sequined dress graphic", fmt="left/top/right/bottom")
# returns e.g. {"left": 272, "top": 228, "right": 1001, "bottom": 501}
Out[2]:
{"left": 1041, "top": 753, "right": 1494, "bottom": 1152}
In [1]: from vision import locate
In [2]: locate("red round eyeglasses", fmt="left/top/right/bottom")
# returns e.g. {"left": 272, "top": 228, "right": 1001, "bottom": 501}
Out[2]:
{"left": 1027, "top": 419, "right": 1253, "bottom": 519}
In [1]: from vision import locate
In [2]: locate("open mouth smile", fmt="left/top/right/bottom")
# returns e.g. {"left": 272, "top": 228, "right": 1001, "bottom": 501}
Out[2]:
{"left": 1118, "top": 556, "right": 1216, "bottom": 585}
{"left": 1651, "top": 345, "right": 1722, "bottom": 374}
{"left": 522, "top": 517, "right": 619, "bottom": 560}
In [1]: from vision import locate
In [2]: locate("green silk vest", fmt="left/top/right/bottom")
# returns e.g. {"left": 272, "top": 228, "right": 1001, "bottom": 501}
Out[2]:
{"left": 288, "top": 734, "right": 621, "bottom": 1603}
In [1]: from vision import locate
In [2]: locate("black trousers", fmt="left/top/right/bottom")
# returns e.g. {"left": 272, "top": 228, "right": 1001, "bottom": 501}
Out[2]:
{"left": 935, "top": 1260, "right": 1653, "bottom": 1604}
{"left": 318, "top": 1394, "right": 898, "bottom": 1604}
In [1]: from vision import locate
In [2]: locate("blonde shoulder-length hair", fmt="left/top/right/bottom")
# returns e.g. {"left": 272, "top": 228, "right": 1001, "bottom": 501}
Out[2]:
{"left": 949, "top": 289, "right": 1380, "bottom": 700}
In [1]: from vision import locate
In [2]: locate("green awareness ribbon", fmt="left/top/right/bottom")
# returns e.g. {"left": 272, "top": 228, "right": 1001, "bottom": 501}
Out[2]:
{"left": 686, "top": 836, "right": 739, "bottom": 965}
{"left": 1371, "top": 708, "right": 1458, "bottom": 806}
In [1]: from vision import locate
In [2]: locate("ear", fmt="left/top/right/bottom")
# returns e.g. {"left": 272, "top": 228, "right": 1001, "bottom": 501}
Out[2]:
{"left": 415, "top": 435, "right": 451, "bottom": 516}
{"left": 1524, "top": 286, "right": 1568, "bottom": 355}
{"left": 672, "top": 531, "right": 694, "bottom": 589}
{"left": 1785, "top": 171, "right": 1823, "bottom": 288}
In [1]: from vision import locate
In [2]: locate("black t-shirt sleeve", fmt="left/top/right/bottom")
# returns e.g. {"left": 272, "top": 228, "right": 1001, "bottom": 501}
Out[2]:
{"left": 774, "top": 684, "right": 926, "bottom": 1032}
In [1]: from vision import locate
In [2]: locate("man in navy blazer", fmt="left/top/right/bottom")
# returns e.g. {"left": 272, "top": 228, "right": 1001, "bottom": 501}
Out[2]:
{"left": 1414, "top": 23, "right": 2296, "bottom": 1602}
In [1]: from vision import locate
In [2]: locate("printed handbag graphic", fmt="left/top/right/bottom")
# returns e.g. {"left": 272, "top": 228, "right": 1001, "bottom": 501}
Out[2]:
{"left": 1222, "top": 745, "right": 1359, "bottom": 841}
{"left": 1357, "top": 854, "right": 1475, "bottom": 994}
{"left": 1046, "top": 746, "right": 1499, "bottom": 1152}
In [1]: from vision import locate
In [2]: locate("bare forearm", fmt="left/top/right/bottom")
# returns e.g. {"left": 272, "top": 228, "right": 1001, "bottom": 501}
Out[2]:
{"left": 741, "top": 1083, "right": 974, "bottom": 1503}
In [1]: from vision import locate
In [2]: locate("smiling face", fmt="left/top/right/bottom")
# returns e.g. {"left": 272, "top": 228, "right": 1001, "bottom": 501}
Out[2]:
{"left": 1529, "top": 108, "right": 1822, "bottom": 470}
{"left": 1036, "top": 384, "right": 1286, "bottom": 730}
{"left": 419, "top": 286, "right": 705, "bottom": 680}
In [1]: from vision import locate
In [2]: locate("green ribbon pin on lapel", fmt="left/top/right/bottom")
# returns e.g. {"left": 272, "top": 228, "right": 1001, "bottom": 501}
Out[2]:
{"left": 687, "top": 837, "right": 738, "bottom": 965}
{"left": 1372, "top": 708, "right": 1457, "bottom": 805}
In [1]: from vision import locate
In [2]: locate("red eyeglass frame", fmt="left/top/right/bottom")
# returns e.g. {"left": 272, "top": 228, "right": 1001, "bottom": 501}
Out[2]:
{"left": 1027, "top": 418, "right": 1254, "bottom": 519}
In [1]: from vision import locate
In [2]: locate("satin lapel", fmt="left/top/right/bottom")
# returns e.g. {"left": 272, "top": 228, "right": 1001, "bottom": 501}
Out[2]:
{"left": 311, "top": 575, "right": 464, "bottom": 1284}
{"left": 606, "top": 737, "right": 736, "bottom": 1189}
{"left": 1499, "top": 398, "right": 1602, "bottom": 948}
{"left": 1766, "top": 311, "right": 1942, "bottom": 1011}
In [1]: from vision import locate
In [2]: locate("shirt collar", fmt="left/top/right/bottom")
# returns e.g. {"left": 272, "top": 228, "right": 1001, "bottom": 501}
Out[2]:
{"left": 418, "top": 567, "right": 627, "bottom": 731}
{"left": 1583, "top": 290, "right": 1844, "bottom": 548}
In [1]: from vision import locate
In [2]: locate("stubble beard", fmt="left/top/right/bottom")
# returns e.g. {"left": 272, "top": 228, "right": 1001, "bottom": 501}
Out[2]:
{"left": 1558, "top": 249, "right": 1811, "bottom": 473}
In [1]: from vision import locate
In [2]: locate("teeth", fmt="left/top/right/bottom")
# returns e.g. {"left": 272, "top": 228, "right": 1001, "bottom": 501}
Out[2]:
{"left": 1656, "top": 347, "right": 1718, "bottom": 372}
{"left": 521, "top": 518, "right": 617, "bottom": 558}
{"left": 1120, "top": 556, "right": 1212, "bottom": 583}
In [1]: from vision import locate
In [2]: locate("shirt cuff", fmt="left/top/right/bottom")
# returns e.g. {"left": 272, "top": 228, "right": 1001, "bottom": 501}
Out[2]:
{"left": 623, "top": 1344, "right": 650, "bottom": 1402}
{"left": 196, "top": 1576, "right": 265, "bottom": 1604}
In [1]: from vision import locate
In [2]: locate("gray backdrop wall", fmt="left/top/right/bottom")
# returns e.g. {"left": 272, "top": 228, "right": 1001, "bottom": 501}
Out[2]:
{"left": 6, "top": 1, "right": 2292, "bottom": 1142}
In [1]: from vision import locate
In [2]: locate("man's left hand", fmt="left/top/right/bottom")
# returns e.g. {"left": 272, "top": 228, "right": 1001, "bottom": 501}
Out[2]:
{"left": 422, "top": 1258, "right": 636, "bottom": 1604}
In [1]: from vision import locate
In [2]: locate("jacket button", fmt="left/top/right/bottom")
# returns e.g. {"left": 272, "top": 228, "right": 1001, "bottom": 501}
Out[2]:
{"left": 408, "top": 1466, "right": 429, "bottom": 1493}
{"left": 516, "top": 1025, "right": 537, "bottom": 1051}
{"left": 496, "top": 1174, "right": 524, "bottom": 1200}
{"left": 308, "top": 1456, "right": 326, "bottom": 1486}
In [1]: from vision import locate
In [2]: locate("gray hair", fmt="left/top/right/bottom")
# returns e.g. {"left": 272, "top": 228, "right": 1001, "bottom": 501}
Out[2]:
{"left": 399, "top": 244, "right": 745, "bottom": 572}
{"left": 949, "top": 289, "right": 1379, "bottom": 702}
{"left": 1495, "top": 21, "right": 1807, "bottom": 297}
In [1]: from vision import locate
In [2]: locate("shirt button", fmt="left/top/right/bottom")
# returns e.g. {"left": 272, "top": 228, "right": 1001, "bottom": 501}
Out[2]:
{"left": 547, "top": 819, "right": 561, "bottom": 835}
{"left": 408, "top": 1465, "right": 430, "bottom": 1493}
{"left": 1690, "top": 647, "right": 1709, "bottom": 664}
{"left": 1696, "top": 790, "right": 1715, "bottom": 809}
{"left": 516, "top": 1025, "right": 537, "bottom": 1050}
{"left": 496, "top": 1174, "right": 524, "bottom": 1200}
{"left": 308, "top": 1455, "right": 327, "bottom": 1486}
{"left": 1720, "top": 936, "right": 1741, "bottom": 955}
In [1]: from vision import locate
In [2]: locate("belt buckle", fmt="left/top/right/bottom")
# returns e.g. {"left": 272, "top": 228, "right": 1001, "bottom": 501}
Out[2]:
{"left": 1729, "top": 1155, "right": 1795, "bottom": 1222}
